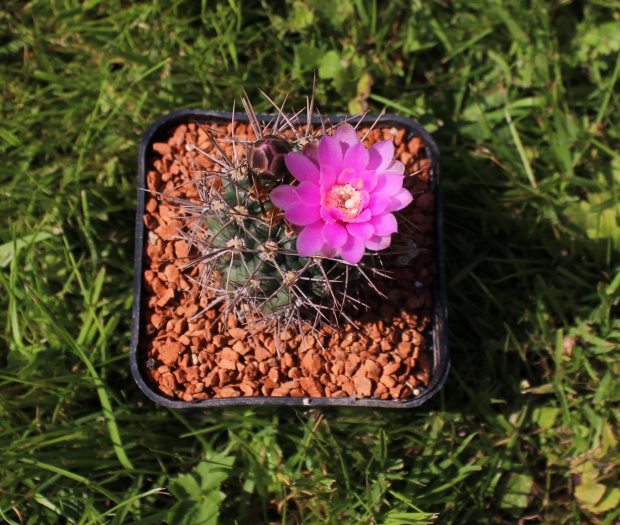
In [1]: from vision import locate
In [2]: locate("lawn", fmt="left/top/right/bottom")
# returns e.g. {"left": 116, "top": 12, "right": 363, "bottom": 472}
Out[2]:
{"left": 1, "top": 0, "right": 619, "bottom": 523}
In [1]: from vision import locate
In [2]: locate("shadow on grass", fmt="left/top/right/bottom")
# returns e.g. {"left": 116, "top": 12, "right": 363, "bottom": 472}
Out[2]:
{"left": 126, "top": 137, "right": 614, "bottom": 523}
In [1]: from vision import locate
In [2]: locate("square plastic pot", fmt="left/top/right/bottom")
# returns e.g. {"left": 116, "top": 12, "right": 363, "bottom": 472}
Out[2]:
{"left": 131, "top": 110, "right": 449, "bottom": 408}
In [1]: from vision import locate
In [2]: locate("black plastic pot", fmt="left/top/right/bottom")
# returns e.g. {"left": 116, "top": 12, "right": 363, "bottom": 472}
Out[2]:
{"left": 131, "top": 109, "right": 449, "bottom": 408}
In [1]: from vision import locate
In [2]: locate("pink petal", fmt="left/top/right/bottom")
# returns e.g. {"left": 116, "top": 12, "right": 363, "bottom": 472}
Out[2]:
{"left": 348, "top": 177, "right": 364, "bottom": 190}
{"left": 385, "top": 187, "right": 413, "bottom": 212}
{"left": 318, "top": 135, "right": 343, "bottom": 176}
{"left": 337, "top": 167, "right": 356, "bottom": 185}
{"left": 358, "top": 170, "right": 378, "bottom": 191}
{"left": 343, "top": 142, "right": 369, "bottom": 174}
{"left": 367, "top": 193, "right": 390, "bottom": 215}
{"left": 320, "top": 164, "right": 337, "bottom": 190}
{"left": 285, "top": 152, "right": 320, "bottom": 183}
{"left": 296, "top": 221, "right": 325, "bottom": 257}
{"left": 320, "top": 204, "right": 335, "bottom": 224}
{"left": 285, "top": 203, "right": 321, "bottom": 226}
{"left": 374, "top": 173, "right": 404, "bottom": 196}
{"left": 347, "top": 222, "right": 374, "bottom": 240}
{"left": 360, "top": 190, "right": 370, "bottom": 210}
{"left": 270, "top": 185, "right": 298, "bottom": 210}
{"left": 320, "top": 245, "right": 338, "bottom": 259}
{"left": 386, "top": 159, "right": 405, "bottom": 175}
{"left": 369, "top": 213, "right": 398, "bottom": 235}
{"left": 367, "top": 140, "right": 394, "bottom": 172}
{"left": 301, "top": 141, "right": 319, "bottom": 166}
{"left": 347, "top": 208, "right": 372, "bottom": 223}
{"left": 328, "top": 206, "right": 345, "bottom": 222}
{"left": 294, "top": 181, "right": 321, "bottom": 205}
{"left": 365, "top": 234, "right": 391, "bottom": 251}
{"left": 339, "top": 234, "right": 365, "bottom": 264}
{"left": 333, "top": 123, "right": 360, "bottom": 148}
{"left": 322, "top": 222, "right": 348, "bottom": 248}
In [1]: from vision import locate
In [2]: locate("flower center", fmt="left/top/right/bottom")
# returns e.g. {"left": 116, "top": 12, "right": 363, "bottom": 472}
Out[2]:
{"left": 324, "top": 183, "right": 363, "bottom": 219}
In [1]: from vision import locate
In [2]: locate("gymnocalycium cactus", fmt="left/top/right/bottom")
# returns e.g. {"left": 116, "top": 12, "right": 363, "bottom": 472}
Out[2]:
{"left": 167, "top": 91, "right": 417, "bottom": 349}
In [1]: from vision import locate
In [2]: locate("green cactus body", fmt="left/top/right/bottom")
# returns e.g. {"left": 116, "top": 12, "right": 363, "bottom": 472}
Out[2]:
{"left": 196, "top": 139, "right": 333, "bottom": 322}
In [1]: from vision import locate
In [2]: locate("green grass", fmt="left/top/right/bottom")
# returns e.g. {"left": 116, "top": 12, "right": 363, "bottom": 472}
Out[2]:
{"left": 1, "top": 0, "right": 619, "bottom": 523}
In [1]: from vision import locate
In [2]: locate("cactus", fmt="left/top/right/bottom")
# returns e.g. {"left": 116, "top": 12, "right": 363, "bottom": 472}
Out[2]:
{"left": 165, "top": 91, "right": 415, "bottom": 348}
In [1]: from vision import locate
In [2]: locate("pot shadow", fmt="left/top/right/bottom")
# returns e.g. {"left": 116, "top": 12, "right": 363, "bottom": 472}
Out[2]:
{"left": 290, "top": 135, "right": 615, "bottom": 519}
{"left": 165, "top": 137, "right": 615, "bottom": 522}
{"left": 114, "top": 112, "right": 616, "bottom": 523}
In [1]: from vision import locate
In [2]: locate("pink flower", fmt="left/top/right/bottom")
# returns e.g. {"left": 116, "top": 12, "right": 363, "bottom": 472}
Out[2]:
{"left": 269, "top": 123, "right": 413, "bottom": 264}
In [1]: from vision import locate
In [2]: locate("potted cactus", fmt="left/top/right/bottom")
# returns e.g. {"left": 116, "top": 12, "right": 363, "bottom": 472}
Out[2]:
{"left": 130, "top": 91, "right": 448, "bottom": 408}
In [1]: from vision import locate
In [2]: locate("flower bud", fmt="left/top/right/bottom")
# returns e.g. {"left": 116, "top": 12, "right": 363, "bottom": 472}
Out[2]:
{"left": 248, "top": 135, "right": 292, "bottom": 180}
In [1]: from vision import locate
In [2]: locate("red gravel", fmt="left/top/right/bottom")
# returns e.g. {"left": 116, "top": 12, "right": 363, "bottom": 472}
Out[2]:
{"left": 140, "top": 121, "right": 435, "bottom": 401}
